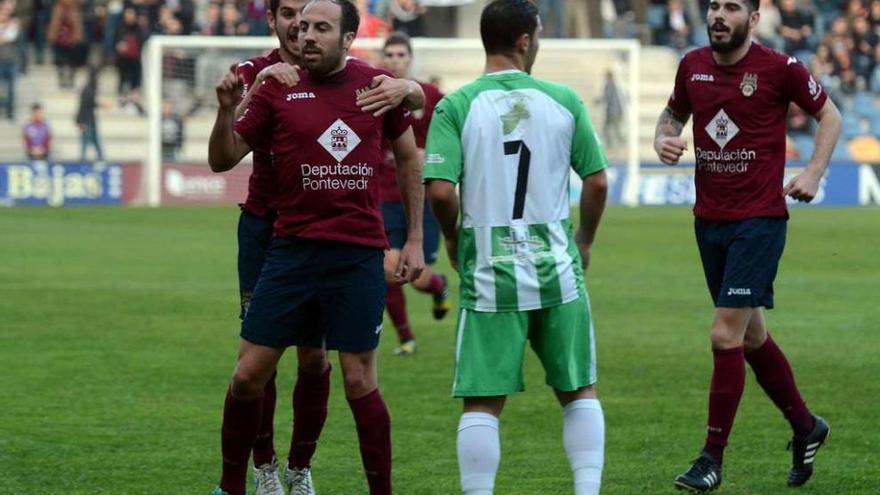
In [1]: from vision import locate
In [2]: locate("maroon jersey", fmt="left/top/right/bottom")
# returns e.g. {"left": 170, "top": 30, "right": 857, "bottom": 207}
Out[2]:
{"left": 667, "top": 43, "right": 827, "bottom": 221}
{"left": 234, "top": 62, "right": 413, "bottom": 248}
{"left": 235, "top": 49, "right": 283, "bottom": 218}
{"left": 379, "top": 81, "right": 443, "bottom": 202}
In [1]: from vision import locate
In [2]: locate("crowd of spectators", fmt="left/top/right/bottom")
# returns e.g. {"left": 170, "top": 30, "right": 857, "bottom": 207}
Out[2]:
{"left": 1, "top": 0, "right": 877, "bottom": 161}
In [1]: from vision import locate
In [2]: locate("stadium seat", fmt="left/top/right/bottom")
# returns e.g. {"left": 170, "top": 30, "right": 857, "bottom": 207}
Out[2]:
{"left": 842, "top": 113, "right": 863, "bottom": 139}
{"left": 791, "top": 134, "right": 815, "bottom": 160}
{"left": 831, "top": 140, "right": 851, "bottom": 161}
{"left": 870, "top": 115, "right": 880, "bottom": 136}
{"left": 851, "top": 92, "right": 878, "bottom": 120}
{"left": 848, "top": 136, "right": 880, "bottom": 163}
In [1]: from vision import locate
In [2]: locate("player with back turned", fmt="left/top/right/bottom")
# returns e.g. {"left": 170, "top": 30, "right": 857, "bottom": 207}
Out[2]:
{"left": 207, "top": 1, "right": 425, "bottom": 494}
{"left": 653, "top": 0, "right": 841, "bottom": 492}
{"left": 426, "top": 1, "right": 609, "bottom": 494}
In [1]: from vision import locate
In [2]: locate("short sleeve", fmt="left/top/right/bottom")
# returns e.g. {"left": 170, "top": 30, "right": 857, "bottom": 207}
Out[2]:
{"left": 785, "top": 57, "right": 827, "bottom": 116}
{"left": 423, "top": 96, "right": 463, "bottom": 184}
{"left": 234, "top": 80, "right": 275, "bottom": 151}
{"left": 382, "top": 104, "right": 413, "bottom": 141}
{"left": 568, "top": 91, "right": 608, "bottom": 178}
{"left": 667, "top": 56, "right": 692, "bottom": 117}
{"left": 235, "top": 60, "right": 260, "bottom": 100}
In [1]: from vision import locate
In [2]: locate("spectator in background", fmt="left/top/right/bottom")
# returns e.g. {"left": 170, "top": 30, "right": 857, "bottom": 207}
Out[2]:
{"left": 869, "top": 0, "right": 880, "bottom": 33}
{"left": 756, "top": 0, "right": 783, "bottom": 49}
{"left": 539, "top": 0, "right": 564, "bottom": 38}
{"left": 664, "top": 0, "right": 693, "bottom": 50}
{"left": 218, "top": 2, "right": 249, "bottom": 36}
{"left": 390, "top": 0, "right": 426, "bottom": 37}
{"left": 199, "top": 2, "right": 220, "bottom": 35}
{"left": 76, "top": 66, "right": 104, "bottom": 161}
{"left": 851, "top": 15, "right": 878, "bottom": 82}
{"left": 245, "top": 0, "right": 268, "bottom": 36}
{"left": 161, "top": 99, "right": 184, "bottom": 161}
{"left": 23, "top": 103, "right": 51, "bottom": 160}
{"left": 356, "top": 0, "right": 390, "bottom": 38}
{"left": 779, "top": 0, "right": 815, "bottom": 59}
{"left": 103, "top": 0, "right": 123, "bottom": 62}
{"left": 871, "top": 43, "right": 880, "bottom": 92}
{"left": 47, "top": 0, "right": 83, "bottom": 88}
{"left": 595, "top": 70, "right": 624, "bottom": 150}
{"left": 0, "top": 1, "right": 19, "bottom": 120}
{"left": 114, "top": 7, "right": 145, "bottom": 107}
{"left": 33, "top": 0, "right": 51, "bottom": 64}
{"left": 12, "top": 0, "right": 31, "bottom": 74}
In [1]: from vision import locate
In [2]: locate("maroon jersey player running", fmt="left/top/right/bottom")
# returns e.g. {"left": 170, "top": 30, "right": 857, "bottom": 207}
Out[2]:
{"left": 654, "top": 0, "right": 841, "bottom": 492}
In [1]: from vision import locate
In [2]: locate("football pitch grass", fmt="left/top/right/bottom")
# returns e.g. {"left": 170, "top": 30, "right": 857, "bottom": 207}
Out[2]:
{"left": 1, "top": 206, "right": 877, "bottom": 495}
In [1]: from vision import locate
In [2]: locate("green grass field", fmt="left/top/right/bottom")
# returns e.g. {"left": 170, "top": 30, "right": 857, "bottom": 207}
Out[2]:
{"left": 1, "top": 207, "right": 877, "bottom": 495}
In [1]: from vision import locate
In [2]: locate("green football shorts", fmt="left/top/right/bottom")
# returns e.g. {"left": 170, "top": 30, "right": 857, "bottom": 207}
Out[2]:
{"left": 452, "top": 293, "right": 597, "bottom": 397}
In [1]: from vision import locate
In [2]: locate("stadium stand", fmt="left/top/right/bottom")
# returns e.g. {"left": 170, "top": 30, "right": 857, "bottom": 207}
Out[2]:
{"left": 0, "top": 0, "right": 878, "bottom": 164}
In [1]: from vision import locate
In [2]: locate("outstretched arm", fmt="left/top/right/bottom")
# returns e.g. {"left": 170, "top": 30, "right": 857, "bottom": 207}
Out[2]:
{"left": 208, "top": 72, "right": 253, "bottom": 172}
{"left": 654, "top": 106, "right": 691, "bottom": 165}
{"left": 783, "top": 99, "right": 842, "bottom": 202}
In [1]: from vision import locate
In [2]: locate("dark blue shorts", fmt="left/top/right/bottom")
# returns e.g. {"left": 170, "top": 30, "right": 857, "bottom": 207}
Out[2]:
{"left": 695, "top": 217, "right": 787, "bottom": 309}
{"left": 382, "top": 200, "right": 440, "bottom": 264}
{"left": 240, "top": 237, "right": 386, "bottom": 352}
{"left": 237, "top": 210, "right": 275, "bottom": 319}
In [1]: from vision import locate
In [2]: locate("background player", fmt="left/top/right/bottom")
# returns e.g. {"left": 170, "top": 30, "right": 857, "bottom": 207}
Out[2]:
{"left": 379, "top": 31, "right": 449, "bottom": 356}
{"left": 425, "top": 1, "right": 608, "bottom": 494}
{"left": 208, "top": 0, "right": 425, "bottom": 493}
{"left": 653, "top": 0, "right": 840, "bottom": 492}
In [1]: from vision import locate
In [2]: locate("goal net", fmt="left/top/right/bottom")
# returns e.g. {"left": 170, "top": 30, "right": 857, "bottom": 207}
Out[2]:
{"left": 142, "top": 36, "right": 641, "bottom": 206}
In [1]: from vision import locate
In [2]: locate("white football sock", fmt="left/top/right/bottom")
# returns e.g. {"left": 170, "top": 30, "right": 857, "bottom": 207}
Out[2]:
{"left": 563, "top": 399, "right": 605, "bottom": 495}
{"left": 457, "top": 412, "right": 500, "bottom": 495}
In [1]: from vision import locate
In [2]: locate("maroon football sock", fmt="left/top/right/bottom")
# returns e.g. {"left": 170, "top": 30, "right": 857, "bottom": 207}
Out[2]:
{"left": 348, "top": 389, "right": 392, "bottom": 495}
{"left": 220, "top": 388, "right": 264, "bottom": 495}
{"left": 745, "top": 335, "right": 814, "bottom": 437}
{"left": 252, "top": 370, "right": 277, "bottom": 466}
{"left": 385, "top": 283, "right": 414, "bottom": 342}
{"left": 703, "top": 346, "right": 745, "bottom": 465}
{"left": 288, "top": 365, "right": 331, "bottom": 469}
{"left": 416, "top": 273, "right": 446, "bottom": 296}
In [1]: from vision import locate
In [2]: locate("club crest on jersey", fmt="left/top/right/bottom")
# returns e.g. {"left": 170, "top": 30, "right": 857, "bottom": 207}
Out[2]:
{"left": 705, "top": 109, "right": 739, "bottom": 150}
{"left": 318, "top": 118, "right": 361, "bottom": 162}
{"left": 496, "top": 93, "right": 531, "bottom": 135}
{"left": 740, "top": 73, "right": 758, "bottom": 97}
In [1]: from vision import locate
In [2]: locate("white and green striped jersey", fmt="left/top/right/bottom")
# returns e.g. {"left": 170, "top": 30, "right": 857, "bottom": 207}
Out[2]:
{"left": 424, "top": 70, "right": 607, "bottom": 312}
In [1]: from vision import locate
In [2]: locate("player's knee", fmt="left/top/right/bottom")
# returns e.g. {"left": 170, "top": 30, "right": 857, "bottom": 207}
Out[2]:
{"left": 710, "top": 325, "right": 743, "bottom": 349}
{"left": 297, "top": 346, "right": 328, "bottom": 375}
{"left": 230, "top": 370, "right": 265, "bottom": 399}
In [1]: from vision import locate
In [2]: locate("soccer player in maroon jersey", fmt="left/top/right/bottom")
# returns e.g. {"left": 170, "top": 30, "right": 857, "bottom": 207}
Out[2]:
{"left": 207, "top": 1, "right": 425, "bottom": 494}
{"left": 654, "top": 1, "right": 841, "bottom": 492}
{"left": 378, "top": 31, "right": 450, "bottom": 356}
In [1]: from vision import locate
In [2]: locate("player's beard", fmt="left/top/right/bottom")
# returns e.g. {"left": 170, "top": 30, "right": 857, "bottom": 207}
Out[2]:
{"left": 302, "top": 38, "right": 345, "bottom": 77}
{"left": 708, "top": 20, "right": 750, "bottom": 54}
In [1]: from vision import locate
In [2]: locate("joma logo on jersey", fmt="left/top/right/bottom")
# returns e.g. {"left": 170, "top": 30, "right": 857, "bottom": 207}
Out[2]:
{"left": 691, "top": 73, "right": 715, "bottom": 82}
{"left": 286, "top": 91, "right": 316, "bottom": 101}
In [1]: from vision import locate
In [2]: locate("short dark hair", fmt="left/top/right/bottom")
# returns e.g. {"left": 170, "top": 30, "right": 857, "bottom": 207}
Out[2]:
{"left": 304, "top": 0, "right": 360, "bottom": 36}
{"left": 270, "top": 0, "right": 280, "bottom": 15}
{"left": 31, "top": 103, "right": 43, "bottom": 111}
{"left": 742, "top": 0, "right": 758, "bottom": 12}
{"left": 384, "top": 31, "right": 412, "bottom": 54}
{"left": 480, "top": 0, "right": 539, "bottom": 55}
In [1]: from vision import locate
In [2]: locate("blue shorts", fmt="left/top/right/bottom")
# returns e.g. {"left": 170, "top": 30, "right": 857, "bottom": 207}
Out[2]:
{"left": 237, "top": 210, "right": 275, "bottom": 319}
{"left": 695, "top": 217, "right": 787, "bottom": 309}
{"left": 240, "top": 237, "right": 386, "bottom": 352}
{"left": 382, "top": 200, "right": 440, "bottom": 264}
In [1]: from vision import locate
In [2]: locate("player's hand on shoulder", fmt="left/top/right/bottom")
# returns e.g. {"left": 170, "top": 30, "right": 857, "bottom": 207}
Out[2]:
{"left": 783, "top": 169, "right": 822, "bottom": 203}
{"left": 394, "top": 240, "right": 426, "bottom": 285}
{"left": 216, "top": 72, "right": 244, "bottom": 109}
{"left": 358, "top": 74, "right": 408, "bottom": 117}
{"left": 655, "top": 136, "right": 688, "bottom": 165}
{"left": 257, "top": 62, "right": 300, "bottom": 87}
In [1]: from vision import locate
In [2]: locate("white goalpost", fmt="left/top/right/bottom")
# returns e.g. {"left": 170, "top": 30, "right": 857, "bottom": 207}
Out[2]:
{"left": 142, "top": 35, "right": 641, "bottom": 207}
